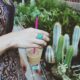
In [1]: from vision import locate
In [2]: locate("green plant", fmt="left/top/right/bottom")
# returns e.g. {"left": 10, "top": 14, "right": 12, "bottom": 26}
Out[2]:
{"left": 64, "top": 46, "right": 74, "bottom": 68}
{"left": 72, "top": 26, "right": 80, "bottom": 56}
{"left": 64, "top": 34, "right": 70, "bottom": 51}
{"left": 56, "top": 35, "right": 64, "bottom": 63}
{"left": 46, "top": 22, "right": 80, "bottom": 80}
{"left": 45, "top": 45, "right": 55, "bottom": 63}
{"left": 53, "top": 22, "right": 61, "bottom": 53}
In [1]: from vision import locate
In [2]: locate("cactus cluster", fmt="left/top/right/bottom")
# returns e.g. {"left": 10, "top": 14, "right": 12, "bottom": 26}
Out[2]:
{"left": 45, "top": 22, "right": 80, "bottom": 80}
{"left": 45, "top": 22, "right": 80, "bottom": 67}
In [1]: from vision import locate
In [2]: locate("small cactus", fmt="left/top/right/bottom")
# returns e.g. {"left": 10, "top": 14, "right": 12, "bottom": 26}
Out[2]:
{"left": 64, "top": 34, "right": 70, "bottom": 51}
{"left": 72, "top": 26, "right": 80, "bottom": 56}
{"left": 53, "top": 22, "right": 62, "bottom": 53}
{"left": 56, "top": 35, "right": 64, "bottom": 64}
{"left": 64, "top": 46, "right": 74, "bottom": 68}
{"left": 45, "top": 45, "right": 55, "bottom": 63}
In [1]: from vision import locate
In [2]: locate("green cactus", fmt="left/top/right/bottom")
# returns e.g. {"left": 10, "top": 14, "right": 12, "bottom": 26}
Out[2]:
{"left": 53, "top": 22, "right": 62, "bottom": 53}
{"left": 64, "top": 46, "right": 74, "bottom": 68}
{"left": 64, "top": 34, "right": 70, "bottom": 51}
{"left": 30, "top": 0, "right": 36, "bottom": 6}
{"left": 56, "top": 35, "right": 64, "bottom": 64}
{"left": 72, "top": 26, "right": 80, "bottom": 56}
{"left": 45, "top": 45, "right": 55, "bottom": 63}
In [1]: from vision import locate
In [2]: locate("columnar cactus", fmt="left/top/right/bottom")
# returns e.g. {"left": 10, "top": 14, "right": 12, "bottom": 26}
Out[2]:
{"left": 53, "top": 22, "right": 62, "bottom": 53}
{"left": 64, "top": 46, "right": 74, "bottom": 68}
{"left": 30, "top": 0, "right": 36, "bottom": 6}
{"left": 56, "top": 35, "right": 64, "bottom": 63}
{"left": 22, "top": 0, "right": 25, "bottom": 5}
{"left": 45, "top": 45, "right": 55, "bottom": 63}
{"left": 64, "top": 34, "right": 70, "bottom": 51}
{"left": 72, "top": 26, "right": 80, "bottom": 56}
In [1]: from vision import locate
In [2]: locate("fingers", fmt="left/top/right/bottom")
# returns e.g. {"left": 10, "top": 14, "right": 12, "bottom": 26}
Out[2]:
{"left": 35, "top": 33, "right": 50, "bottom": 42}
{"left": 29, "top": 44, "right": 42, "bottom": 48}
{"left": 36, "top": 29, "right": 49, "bottom": 37}
{"left": 33, "top": 39, "right": 47, "bottom": 46}
{"left": 43, "top": 34, "right": 50, "bottom": 41}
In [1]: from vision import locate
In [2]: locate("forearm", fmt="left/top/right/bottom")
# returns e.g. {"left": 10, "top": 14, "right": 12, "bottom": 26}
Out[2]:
{"left": 0, "top": 32, "right": 17, "bottom": 55}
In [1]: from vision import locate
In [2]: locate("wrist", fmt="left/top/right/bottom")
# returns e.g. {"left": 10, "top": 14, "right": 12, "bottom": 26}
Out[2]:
{"left": 10, "top": 32, "right": 18, "bottom": 48}
{"left": 4, "top": 32, "right": 18, "bottom": 48}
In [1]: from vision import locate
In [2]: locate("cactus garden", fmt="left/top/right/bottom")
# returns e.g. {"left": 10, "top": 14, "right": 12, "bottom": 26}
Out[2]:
{"left": 45, "top": 22, "right": 80, "bottom": 80}
{"left": 14, "top": 0, "right": 80, "bottom": 80}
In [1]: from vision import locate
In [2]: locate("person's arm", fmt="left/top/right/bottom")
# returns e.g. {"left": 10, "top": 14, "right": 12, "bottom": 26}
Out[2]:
{"left": 0, "top": 28, "right": 49, "bottom": 55}
{"left": 0, "top": 32, "right": 16, "bottom": 55}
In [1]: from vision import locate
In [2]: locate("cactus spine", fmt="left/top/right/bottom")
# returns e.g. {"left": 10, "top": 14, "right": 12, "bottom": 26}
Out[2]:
{"left": 56, "top": 35, "right": 64, "bottom": 63}
{"left": 64, "top": 34, "right": 70, "bottom": 51}
{"left": 64, "top": 46, "right": 74, "bottom": 68}
{"left": 72, "top": 26, "right": 80, "bottom": 56}
{"left": 53, "top": 22, "right": 61, "bottom": 53}
{"left": 45, "top": 45, "right": 55, "bottom": 63}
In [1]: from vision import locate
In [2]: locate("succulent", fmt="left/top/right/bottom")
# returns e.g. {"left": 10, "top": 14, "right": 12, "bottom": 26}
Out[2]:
{"left": 45, "top": 45, "right": 55, "bottom": 63}
{"left": 64, "top": 34, "right": 70, "bottom": 51}
{"left": 56, "top": 35, "right": 64, "bottom": 63}
{"left": 30, "top": 0, "right": 36, "bottom": 6}
{"left": 53, "top": 22, "right": 62, "bottom": 53}
{"left": 64, "top": 46, "right": 74, "bottom": 68}
{"left": 72, "top": 26, "right": 80, "bottom": 56}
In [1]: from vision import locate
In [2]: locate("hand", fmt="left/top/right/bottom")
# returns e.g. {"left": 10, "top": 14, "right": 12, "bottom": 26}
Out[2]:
{"left": 14, "top": 28, "right": 50, "bottom": 48}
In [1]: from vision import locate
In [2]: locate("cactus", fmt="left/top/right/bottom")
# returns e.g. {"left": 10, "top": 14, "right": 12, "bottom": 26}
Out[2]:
{"left": 64, "top": 34, "right": 70, "bottom": 51}
{"left": 45, "top": 45, "right": 55, "bottom": 63}
{"left": 64, "top": 46, "right": 74, "bottom": 68}
{"left": 22, "top": 0, "right": 25, "bottom": 5}
{"left": 72, "top": 26, "right": 80, "bottom": 56}
{"left": 53, "top": 22, "right": 62, "bottom": 53}
{"left": 30, "top": 0, "right": 36, "bottom": 6}
{"left": 56, "top": 35, "right": 64, "bottom": 63}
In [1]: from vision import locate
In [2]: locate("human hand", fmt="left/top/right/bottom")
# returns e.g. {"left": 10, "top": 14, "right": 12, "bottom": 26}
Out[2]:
{"left": 14, "top": 28, "right": 50, "bottom": 48}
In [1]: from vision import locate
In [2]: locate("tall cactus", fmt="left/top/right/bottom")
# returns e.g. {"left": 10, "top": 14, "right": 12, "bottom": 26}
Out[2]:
{"left": 45, "top": 45, "right": 55, "bottom": 63}
{"left": 64, "top": 46, "right": 74, "bottom": 68}
{"left": 30, "top": 0, "right": 36, "bottom": 6}
{"left": 53, "top": 22, "right": 62, "bottom": 53}
{"left": 56, "top": 35, "right": 64, "bottom": 63}
{"left": 64, "top": 34, "right": 70, "bottom": 51}
{"left": 22, "top": 0, "right": 25, "bottom": 5}
{"left": 72, "top": 26, "right": 80, "bottom": 56}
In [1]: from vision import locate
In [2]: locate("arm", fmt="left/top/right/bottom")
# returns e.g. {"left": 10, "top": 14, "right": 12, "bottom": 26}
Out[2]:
{"left": 0, "top": 32, "right": 16, "bottom": 55}
{"left": 0, "top": 28, "right": 49, "bottom": 55}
